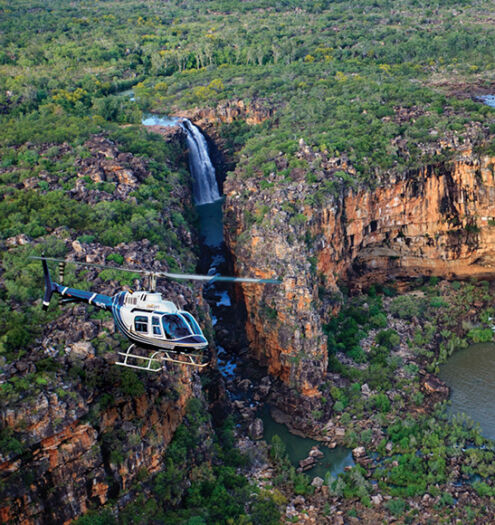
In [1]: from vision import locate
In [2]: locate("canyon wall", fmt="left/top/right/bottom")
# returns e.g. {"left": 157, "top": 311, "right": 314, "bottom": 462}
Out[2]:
{"left": 0, "top": 363, "right": 202, "bottom": 524}
{"left": 224, "top": 145, "right": 495, "bottom": 396}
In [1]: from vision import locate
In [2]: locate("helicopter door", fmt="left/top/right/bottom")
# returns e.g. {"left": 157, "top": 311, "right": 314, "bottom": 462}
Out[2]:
{"left": 134, "top": 315, "right": 149, "bottom": 333}
{"left": 152, "top": 316, "right": 162, "bottom": 336}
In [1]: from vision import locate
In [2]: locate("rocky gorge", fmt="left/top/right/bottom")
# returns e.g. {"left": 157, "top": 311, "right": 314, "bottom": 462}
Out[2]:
{"left": 3, "top": 94, "right": 495, "bottom": 523}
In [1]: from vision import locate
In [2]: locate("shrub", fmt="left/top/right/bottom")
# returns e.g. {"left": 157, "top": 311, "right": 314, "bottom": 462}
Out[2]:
{"left": 375, "top": 329, "right": 400, "bottom": 349}
{"left": 389, "top": 295, "right": 423, "bottom": 320}
{"left": 467, "top": 328, "right": 493, "bottom": 343}
{"left": 386, "top": 498, "right": 407, "bottom": 517}
{"left": 372, "top": 393, "right": 391, "bottom": 413}
{"left": 106, "top": 253, "right": 124, "bottom": 265}
{"left": 74, "top": 511, "right": 116, "bottom": 525}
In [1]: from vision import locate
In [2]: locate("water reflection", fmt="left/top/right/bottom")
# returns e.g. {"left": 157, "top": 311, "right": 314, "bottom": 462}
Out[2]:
{"left": 260, "top": 405, "right": 354, "bottom": 479}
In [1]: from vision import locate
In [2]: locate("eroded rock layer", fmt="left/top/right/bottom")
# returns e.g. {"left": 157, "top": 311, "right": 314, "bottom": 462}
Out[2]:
{"left": 0, "top": 368, "right": 200, "bottom": 524}
{"left": 224, "top": 146, "right": 495, "bottom": 396}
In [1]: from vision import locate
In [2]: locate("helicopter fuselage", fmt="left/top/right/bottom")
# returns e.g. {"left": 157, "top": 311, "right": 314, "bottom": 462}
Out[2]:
{"left": 47, "top": 277, "right": 208, "bottom": 352}
{"left": 112, "top": 290, "right": 208, "bottom": 351}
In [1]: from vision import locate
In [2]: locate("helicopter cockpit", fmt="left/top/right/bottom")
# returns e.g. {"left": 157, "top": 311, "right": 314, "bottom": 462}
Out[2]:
{"left": 162, "top": 313, "right": 195, "bottom": 339}
{"left": 133, "top": 310, "right": 207, "bottom": 346}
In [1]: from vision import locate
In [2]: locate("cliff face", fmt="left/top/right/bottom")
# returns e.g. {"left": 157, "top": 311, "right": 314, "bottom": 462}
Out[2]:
{"left": 224, "top": 145, "right": 495, "bottom": 396}
{"left": 0, "top": 366, "right": 200, "bottom": 524}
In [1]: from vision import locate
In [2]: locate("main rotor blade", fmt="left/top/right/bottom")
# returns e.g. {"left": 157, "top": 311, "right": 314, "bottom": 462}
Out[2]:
{"left": 29, "top": 256, "right": 281, "bottom": 285}
{"left": 160, "top": 272, "right": 281, "bottom": 284}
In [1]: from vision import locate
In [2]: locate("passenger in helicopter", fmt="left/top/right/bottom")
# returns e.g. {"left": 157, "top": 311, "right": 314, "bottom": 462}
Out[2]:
{"left": 162, "top": 314, "right": 191, "bottom": 339}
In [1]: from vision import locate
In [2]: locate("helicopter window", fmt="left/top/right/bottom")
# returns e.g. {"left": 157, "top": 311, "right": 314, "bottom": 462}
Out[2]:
{"left": 180, "top": 312, "right": 202, "bottom": 336}
{"left": 152, "top": 316, "right": 162, "bottom": 336}
{"left": 134, "top": 315, "right": 148, "bottom": 333}
{"left": 162, "top": 314, "right": 192, "bottom": 340}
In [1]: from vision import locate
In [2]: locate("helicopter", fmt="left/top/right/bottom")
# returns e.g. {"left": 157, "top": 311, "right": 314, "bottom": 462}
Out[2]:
{"left": 31, "top": 256, "right": 280, "bottom": 371}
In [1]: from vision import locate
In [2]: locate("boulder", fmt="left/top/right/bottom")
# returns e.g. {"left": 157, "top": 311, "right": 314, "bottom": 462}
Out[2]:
{"left": 323, "top": 420, "right": 334, "bottom": 432}
{"left": 352, "top": 446, "right": 366, "bottom": 458}
{"left": 293, "top": 495, "right": 305, "bottom": 506}
{"left": 6, "top": 234, "right": 30, "bottom": 247}
{"left": 72, "top": 240, "right": 84, "bottom": 255}
{"left": 299, "top": 456, "right": 316, "bottom": 470}
{"left": 69, "top": 342, "right": 95, "bottom": 360}
{"left": 309, "top": 446, "right": 324, "bottom": 458}
{"left": 311, "top": 476, "right": 324, "bottom": 488}
{"left": 421, "top": 374, "right": 449, "bottom": 397}
{"left": 371, "top": 494, "right": 383, "bottom": 505}
{"left": 237, "top": 378, "right": 252, "bottom": 392}
{"left": 248, "top": 418, "right": 264, "bottom": 440}
{"left": 258, "top": 376, "right": 271, "bottom": 397}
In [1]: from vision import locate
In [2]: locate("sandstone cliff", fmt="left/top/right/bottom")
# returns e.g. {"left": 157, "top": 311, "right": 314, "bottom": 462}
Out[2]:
{"left": 224, "top": 141, "right": 495, "bottom": 397}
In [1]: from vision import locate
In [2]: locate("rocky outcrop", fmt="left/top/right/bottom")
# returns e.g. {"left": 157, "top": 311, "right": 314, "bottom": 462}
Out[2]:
{"left": 224, "top": 143, "right": 495, "bottom": 396}
{"left": 0, "top": 367, "right": 201, "bottom": 524}
{"left": 176, "top": 98, "right": 274, "bottom": 131}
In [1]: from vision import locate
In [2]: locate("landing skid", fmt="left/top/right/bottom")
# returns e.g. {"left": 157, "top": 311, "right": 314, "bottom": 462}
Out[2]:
{"left": 115, "top": 344, "right": 209, "bottom": 371}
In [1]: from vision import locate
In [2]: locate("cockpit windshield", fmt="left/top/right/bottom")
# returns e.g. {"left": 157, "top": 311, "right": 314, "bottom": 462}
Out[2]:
{"left": 162, "top": 314, "right": 192, "bottom": 340}
{"left": 180, "top": 311, "right": 203, "bottom": 336}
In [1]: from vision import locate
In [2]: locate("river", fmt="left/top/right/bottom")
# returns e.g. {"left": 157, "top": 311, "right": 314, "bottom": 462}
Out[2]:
{"left": 439, "top": 342, "right": 495, "bottom": 440}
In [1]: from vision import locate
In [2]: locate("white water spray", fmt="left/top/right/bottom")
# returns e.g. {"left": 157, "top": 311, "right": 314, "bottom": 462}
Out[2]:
{"left": 180, "top": 119, "right": 221, "bottom": 205}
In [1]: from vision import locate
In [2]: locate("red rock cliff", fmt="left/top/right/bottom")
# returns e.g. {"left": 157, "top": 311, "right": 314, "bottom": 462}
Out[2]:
{"left": 224, "top": 145, "right": 495, "bottom": 396}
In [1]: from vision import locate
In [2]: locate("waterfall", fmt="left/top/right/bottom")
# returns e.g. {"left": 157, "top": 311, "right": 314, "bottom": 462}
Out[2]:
{"left": 180, "top": 119, "right": 221, "bottom": 205}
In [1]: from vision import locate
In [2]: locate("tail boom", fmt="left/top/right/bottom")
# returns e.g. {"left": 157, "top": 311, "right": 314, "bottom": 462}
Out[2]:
{"left": 40, "top": 258, "right": 112, "bottom": 310}
{"left": 52, "top": 284, "right": 113, "bottom": 310}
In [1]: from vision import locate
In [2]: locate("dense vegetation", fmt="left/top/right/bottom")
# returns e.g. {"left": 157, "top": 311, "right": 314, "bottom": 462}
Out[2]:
{"left": 3, "top": 0, "right": 495, "bottom": 178}
{"left": 3, "top": 0, "right": 495, "bottom": 183}
{"left": 0, "top": 124, "right": 196, "bottom": 363}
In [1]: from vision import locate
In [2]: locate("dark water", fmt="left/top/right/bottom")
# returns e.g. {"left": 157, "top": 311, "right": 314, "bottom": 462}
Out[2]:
{"left": 261, "top": 405, "right": 354, "bottom": 479}
{"left": 439, "top": 343, "right": 495, "bottom": 440}
{"left": 196, "top": 199, "right": 224, "bottom": 248}
{"left": 478, "top": 95, "right": 495, "bottom": 108}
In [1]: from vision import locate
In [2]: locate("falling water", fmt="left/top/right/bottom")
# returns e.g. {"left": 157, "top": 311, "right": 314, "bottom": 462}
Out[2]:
{"left": 141, "top": 114, "right": 221, "bottom": 205}
{"left": 180, "top": 119, "right": 221, "bottom": 205}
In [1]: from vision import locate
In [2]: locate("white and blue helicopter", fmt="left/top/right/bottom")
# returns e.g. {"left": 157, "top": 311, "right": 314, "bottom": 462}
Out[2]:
{"left": 32, "top": 256, "right": 280, "bottom": 372}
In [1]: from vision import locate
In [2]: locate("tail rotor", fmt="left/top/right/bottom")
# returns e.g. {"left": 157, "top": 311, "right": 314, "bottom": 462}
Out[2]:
{"left": 42, "top": 258, "right": 56, "bottom": 310}
{"left": 58, "top": 261, "right": 65, "bottom": 305}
